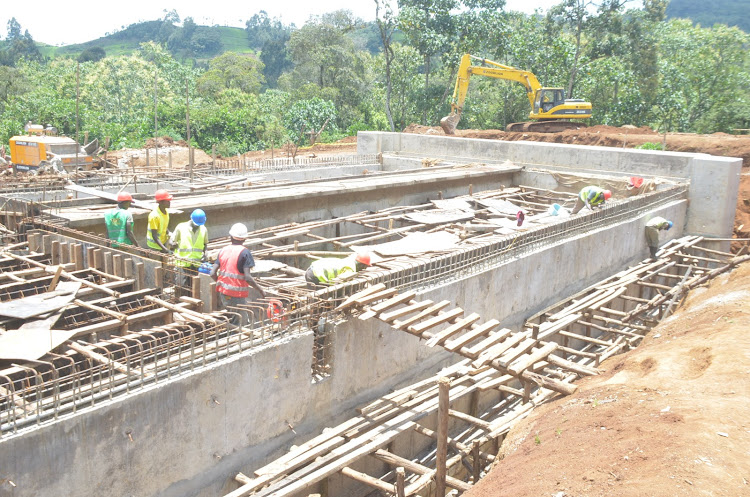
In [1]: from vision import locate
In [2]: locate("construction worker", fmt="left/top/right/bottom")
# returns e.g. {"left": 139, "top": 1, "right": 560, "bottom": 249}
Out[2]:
{"left": 146, "top": 189, "right": 172, "bottom": 252}
{"left": 571, "top": 186, "right": 612, "bottom": 214}
{"left": 211, "top": 223, "right": 265, "bottom": 325}
{"left": 645, "top": 216, "right": 673, "bottom": 258}
{"left": 104, "top": 192, "right": 138, "bottom": 247}
{"left": 305, "top": 253, "right": 372, "bottom": 287}
{"left": 170, "top": 209, "right": 209, "bottom": 294}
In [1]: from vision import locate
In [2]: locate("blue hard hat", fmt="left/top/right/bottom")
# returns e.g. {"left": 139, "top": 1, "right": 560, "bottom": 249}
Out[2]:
{"left": 552, "top": 203, "right": 561, "bottom": 211}
{"left": 667, "top": 221, "right": 673, "bottom": 230}
{"left": 191, "top": 209, "right": 206, "bottom": 226}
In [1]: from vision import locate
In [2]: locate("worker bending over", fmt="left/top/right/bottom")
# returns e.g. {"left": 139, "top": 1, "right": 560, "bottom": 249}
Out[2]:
{"left": 146, "top": 190, "right": 173, "bottom": 252}
{"left": 645, "top": 216, "right": 673, "bottom": 258}
{"left": 211, "top": 223, "right": 265, "bottom": 326}
{"left": 571, "top": 186, "right": 612, "bottom": 214}
{"left": 104, "top": 192, "right": 138, "bottom": 247}
{"left": 170, "top": 209, "right": 209, "bottom": 293}
{"left": 305, "top": 253, "right": 372, "bottom": 286}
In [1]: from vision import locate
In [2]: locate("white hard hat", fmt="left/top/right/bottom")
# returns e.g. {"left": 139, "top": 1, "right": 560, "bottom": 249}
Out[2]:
{"left": 229, "top": 223, "right": 248, "bottom": 239}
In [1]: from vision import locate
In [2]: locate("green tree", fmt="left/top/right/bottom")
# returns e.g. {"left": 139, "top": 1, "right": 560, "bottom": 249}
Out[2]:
{"left": 284, "top": 98, "right": 337, "bottom": 145}
{"left": 196, "top": 52, "right": 265, "bottom": 96}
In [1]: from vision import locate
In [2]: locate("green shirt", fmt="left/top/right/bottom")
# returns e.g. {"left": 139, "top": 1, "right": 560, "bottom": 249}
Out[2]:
{"left": 104, "top": 208, "right": 134, "bottom": 245}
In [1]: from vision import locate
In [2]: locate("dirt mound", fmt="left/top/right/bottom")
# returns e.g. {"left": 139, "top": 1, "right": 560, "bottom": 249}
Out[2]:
{"left": 465, "top": 262, "right": 750, "bottom": 497}
{"left": 144, "top": 136, "right": 188, "bottom": 148}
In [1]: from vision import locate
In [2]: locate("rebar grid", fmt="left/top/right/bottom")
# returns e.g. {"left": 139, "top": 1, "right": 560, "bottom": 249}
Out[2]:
{"left": 319, "top": 184, "right": 689, "bottom": 299}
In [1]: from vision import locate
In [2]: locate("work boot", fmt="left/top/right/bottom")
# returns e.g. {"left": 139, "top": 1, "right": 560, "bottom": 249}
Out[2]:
{"left": 649, "top": 246, "right": 658, "bottom": 259}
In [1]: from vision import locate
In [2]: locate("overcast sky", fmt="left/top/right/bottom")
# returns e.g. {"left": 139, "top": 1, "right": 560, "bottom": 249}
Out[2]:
{"left": 2, "top": 0, "right": 559, "bottom": 46}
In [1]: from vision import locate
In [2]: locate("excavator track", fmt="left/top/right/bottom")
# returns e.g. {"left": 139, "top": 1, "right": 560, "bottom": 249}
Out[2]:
{"left": 506, "top": 121, "right": 588, "bottom": 133}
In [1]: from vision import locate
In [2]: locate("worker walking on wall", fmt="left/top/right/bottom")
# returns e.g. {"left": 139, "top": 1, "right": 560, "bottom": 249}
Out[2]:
{"left": 146, "top": 189, "right": 173, "bottom": 252}
{"left": 104, "top": 192, "right": 138, "bottom": 248}
{"left": 645, "top": 216, "right": 673, "bottom": 259}
{"left": 211, "top": 223, "right": 265, "bottom": 326}
{"left": 305, "top": 253, "right": 372, "bottom": 287}
{"left": 170, "top": 209, "right": 209, "bottom": 294}
{"left": 571, "top": 186, "right": 612, "bottom": 214}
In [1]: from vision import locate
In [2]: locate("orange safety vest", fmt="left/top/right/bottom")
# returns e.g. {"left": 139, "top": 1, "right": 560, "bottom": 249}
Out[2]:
{"left": 216, "top": 244, "right": 249, "bottom": 298}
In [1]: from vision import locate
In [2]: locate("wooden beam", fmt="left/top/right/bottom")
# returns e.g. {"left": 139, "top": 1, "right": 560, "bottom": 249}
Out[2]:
{"left": 340, "top": 467, "right": 396, "bottom": 493}
{"left": 436, "top": 377, "right": 450, "bottom": 497}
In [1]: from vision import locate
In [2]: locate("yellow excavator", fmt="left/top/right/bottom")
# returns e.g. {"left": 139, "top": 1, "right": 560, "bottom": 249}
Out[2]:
{"left": 440, "top": 54, "right": 592, "bottom": 134}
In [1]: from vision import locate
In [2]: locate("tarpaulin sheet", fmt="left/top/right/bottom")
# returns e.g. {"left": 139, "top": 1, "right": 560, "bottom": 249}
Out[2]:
{"left": 402, "top": 209, "right": 475, "bottom": 225}
{"left": 0, "top": 281, "right": 81, "bottom": 319}
{"left": 351, "top": 231, "right": 461, "bottom": 257}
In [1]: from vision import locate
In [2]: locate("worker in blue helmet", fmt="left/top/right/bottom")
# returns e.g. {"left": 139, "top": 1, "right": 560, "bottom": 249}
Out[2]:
{"left": 645, "top": 216, "right": 673, "bottom": 259}
{"left": 170, "top": 209, "right": 209, "bottom": 294}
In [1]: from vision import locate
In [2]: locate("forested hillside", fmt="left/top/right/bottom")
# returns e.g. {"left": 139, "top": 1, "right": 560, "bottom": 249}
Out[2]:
{"left": 0, "top": 1, "right": 748, "bottom": 156}
{"left": 666, "top": 0, "right": 749, "bottom": 32}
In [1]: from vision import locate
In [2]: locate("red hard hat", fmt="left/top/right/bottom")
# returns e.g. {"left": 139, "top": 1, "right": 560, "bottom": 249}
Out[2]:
{"left": 628, "top": 176, "right": 644, "bottom": 189}
{"left": 603, "top": 190, "right": 612, "bottom": 200}
{"left": 155, "top": 189, "right": 173, "bottom": 201}
{"left": 355, "top": 252, "right": 371, "bottom": 266}
{"left": 117, "top": 192, "right": 133, "bottom": 202}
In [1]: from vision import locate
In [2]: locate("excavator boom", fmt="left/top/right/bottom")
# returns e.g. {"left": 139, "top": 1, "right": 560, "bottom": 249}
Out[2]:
{"left": 440, "top": 54, "right": 592, "bottom": 134}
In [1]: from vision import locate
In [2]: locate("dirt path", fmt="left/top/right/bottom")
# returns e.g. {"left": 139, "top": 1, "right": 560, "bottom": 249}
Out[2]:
{"left": 463, "top": 262, "right": 750, "bottom": 497}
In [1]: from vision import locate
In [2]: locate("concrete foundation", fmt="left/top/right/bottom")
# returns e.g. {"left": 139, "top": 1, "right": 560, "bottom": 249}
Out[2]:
{"left": 0, "top": 133, "right": 738, "bottom": 497}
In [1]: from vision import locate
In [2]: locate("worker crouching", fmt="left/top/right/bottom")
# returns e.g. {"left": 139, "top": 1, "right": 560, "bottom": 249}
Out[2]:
{"left": 305, "top": 253, "right": 372, "bottom": 287}
{"left": 645, "top": 216, "right": 673, "bottom": 259}
{"left": 211, "top": 223, "right": 266, "bottom": 326}
{"left": 170, "top": 209, "right": 208, "bottom": 296}
{"left": 571, "top": 186, "right": 612, "bottom": 214}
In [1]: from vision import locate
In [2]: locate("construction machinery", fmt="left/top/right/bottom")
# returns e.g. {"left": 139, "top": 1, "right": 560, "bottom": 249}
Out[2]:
{"left": 440, "top": 54, "right": 592, "bottom": 134}
{"left": 8, "top": 123, "right": 99, "bottom": 173}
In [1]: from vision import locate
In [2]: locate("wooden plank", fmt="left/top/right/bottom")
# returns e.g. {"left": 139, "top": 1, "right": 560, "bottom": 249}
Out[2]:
{"left": 470, "top": 332, "right": 528, "bottom": 368}
{"left": 507, "top": 342, "right": 558, "bottom": 376}
{"left": 340, "top": 467, "right": 395, "bottom": 493}
{"left": 546, "top": 355, "right": 599, "bottom": 376}
{"left": 408, "top": 307, "right": 464, "bottom": 335}
{"left": 521, "top": 370, "right": 577, "bottom": 396}
{"left": 369, "top": 291, "right": 417, "bottom": 313}
{"left": 425, "top": 313, "right": 481, "bottom": 347}
{"left": 394, "top": 301, "right": 451, "bottom": 330}
{"left": 352, "top": 288, "right": 398, "bottom": 306}
{"left": 333, "top": 283, "right": 386, "bottom": 311}
{"left": 494, "top": 337, "right": 537, "bottom": 369}
{"left": 448, "top": 409, "right": 491, "bottom": 431}
{"left": 444, "top": 320, "right": 500, "bottom": 352}
{"left": 536, "top": 313, "right": 580, "bottom": 340}
{"left": 463, "top": 328, "right": 512, "bottom": 358}
{"left": 558, "top": 330, "right": 611, "bottom": 346}
{"left": 435, "top": 377, "right": 450, "bottom": 497}
{"left": 379, "top": 300, "right": 434, "bottom": 323}
{"left": 374, "top": 449, "right": 472, "bottom": 492}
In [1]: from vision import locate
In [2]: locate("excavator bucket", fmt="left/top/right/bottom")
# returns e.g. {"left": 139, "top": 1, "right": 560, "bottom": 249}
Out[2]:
{"left": 440, "top": 112, "right": 461, "bottom": 135}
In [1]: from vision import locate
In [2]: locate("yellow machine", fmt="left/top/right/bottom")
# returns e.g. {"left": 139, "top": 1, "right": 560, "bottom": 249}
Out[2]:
{"left": 9, "top": 123, "right": 97, "bottom": 173}
{"left": 441, "top": 54, "right": 592, "bottom": 134}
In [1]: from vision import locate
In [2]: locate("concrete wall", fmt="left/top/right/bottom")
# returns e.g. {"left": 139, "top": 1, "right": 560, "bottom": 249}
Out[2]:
{"left": 59, "top": 165, "right": 518, "bottom": 241}
{"left": 359, "top": 132, "right": 741, "bottom": 238}
{"left": 0, "top": 194, "right": 687, "bottom": 497}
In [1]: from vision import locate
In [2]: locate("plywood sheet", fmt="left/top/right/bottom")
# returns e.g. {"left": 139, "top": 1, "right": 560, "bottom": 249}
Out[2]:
{"left": 0, "top": 281, "right": 81, "bottom": 319}
{"left": 352, "top": 232, "right": 461, "bottom": 257}
{"left": 402, "top": 209, "right": 474, "bottom": 225}
{"left": 0, "top": 311, "right": 76, "bottom": 361}
{"left": 476, "top": 198, "right": 521, "bottom": 215}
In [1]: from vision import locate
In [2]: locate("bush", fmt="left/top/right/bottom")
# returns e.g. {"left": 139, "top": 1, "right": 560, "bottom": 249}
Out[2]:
{"left": 636, "top": 142, "right": 664, "bottom": 150}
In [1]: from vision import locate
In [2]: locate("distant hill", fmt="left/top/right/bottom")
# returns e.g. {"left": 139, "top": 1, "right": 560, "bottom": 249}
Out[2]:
{"left": 666, "top": 0, "right": 749, "bottom": 32}
{"left": 38, "top": 20, "right": 254, "bottom": 61}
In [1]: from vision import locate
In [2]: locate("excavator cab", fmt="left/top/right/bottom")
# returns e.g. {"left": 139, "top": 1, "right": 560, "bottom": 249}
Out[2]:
{"left": 534, "top": 89, "right": 566, "bottom": 114}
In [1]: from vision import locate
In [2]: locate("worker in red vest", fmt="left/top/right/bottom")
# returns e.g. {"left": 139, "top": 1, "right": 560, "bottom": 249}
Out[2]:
{"left": 210, "top": 223, "right": 265, "bottom": 325}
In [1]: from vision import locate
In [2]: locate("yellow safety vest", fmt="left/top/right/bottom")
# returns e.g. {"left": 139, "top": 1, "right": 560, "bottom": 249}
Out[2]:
{"left": 173, "top": 222, "right": 207, "bottom": 267}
